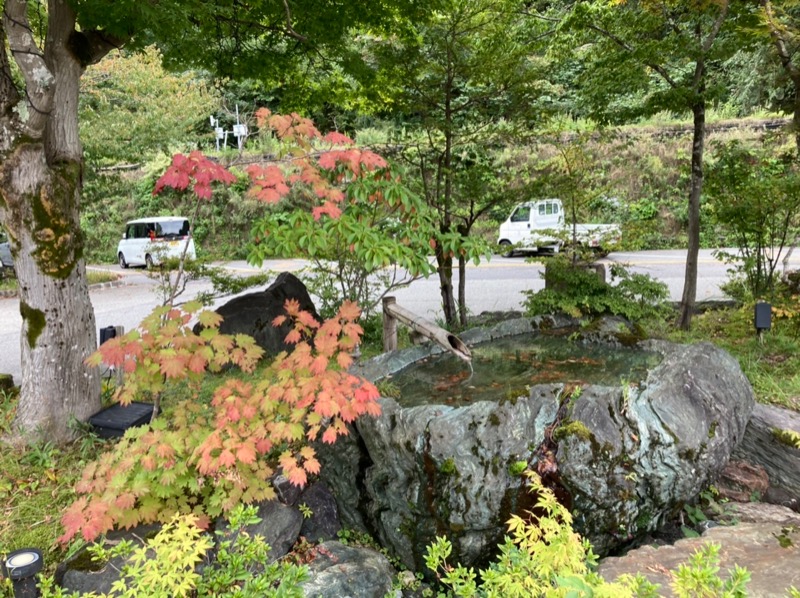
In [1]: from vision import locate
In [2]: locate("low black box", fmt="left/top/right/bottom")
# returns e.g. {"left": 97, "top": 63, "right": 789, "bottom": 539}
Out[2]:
{"left": 89, "top": 402, "right": 154, "bottom": 438}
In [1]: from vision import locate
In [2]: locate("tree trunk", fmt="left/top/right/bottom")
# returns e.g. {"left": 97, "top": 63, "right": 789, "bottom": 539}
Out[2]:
{"left": 436, "top": 246, "right": 457, "bottom": 326}
{"left": 677, "top": 99, "right": 706, "bottom": 330}
{"left": 0, "top": 0, "right": 110, "bottom": 443}
{"left": 458, "top": 252, "right": 467, "bottom": 328}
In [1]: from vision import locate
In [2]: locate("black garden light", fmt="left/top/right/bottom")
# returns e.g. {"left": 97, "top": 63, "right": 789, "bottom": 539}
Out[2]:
{"left": 754, "top": 301, "right": 772, "bottom": 339}
{"left": 2, "top": 548, "right": 43, "bottom": 598}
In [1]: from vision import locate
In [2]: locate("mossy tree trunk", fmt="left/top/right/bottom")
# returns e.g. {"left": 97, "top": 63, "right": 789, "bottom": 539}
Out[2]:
{"left": 0, "top": 1, "right": 119, "bottom": 443}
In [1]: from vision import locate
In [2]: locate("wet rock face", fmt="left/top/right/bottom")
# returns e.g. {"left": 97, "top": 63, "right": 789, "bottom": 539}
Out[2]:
{"left": 558, "top": 340, "right": 755, "bottom": 553}
{"left": 324, "top": 318, "right": 755, "bottom": 569}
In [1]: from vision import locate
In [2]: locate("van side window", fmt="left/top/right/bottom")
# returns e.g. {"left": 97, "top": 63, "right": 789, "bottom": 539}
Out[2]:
{"left": 511, "top": 206, "right": 531, "bottom": 222}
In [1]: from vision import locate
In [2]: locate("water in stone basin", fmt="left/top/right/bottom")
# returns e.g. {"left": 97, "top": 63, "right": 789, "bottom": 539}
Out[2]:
{"left": 386, "top": 334, "right": 662, "bottom": 407}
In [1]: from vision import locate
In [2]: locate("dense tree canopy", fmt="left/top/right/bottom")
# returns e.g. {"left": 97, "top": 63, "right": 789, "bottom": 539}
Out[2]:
{"left": 0, "top": 0, "right": 437, "bottom": 443}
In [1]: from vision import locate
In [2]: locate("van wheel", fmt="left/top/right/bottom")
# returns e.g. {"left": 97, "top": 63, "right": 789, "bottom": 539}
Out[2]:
{"left": 118, "top": 253, "right": 128, "bottom": 269}
{"left": 499, "top": 240, "right": 515, "bottom": 258}
{"left": 145, "top": 254, "right": 154, "bottom": 269}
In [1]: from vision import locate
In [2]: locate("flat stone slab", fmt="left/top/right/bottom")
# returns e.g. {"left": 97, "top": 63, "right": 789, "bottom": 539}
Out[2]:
{"left": 599, "top": 514, "right": 800, "bottom": 597}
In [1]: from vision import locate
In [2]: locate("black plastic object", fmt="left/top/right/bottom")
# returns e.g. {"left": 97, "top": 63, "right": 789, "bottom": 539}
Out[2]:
{"left": 754, "top": 301, "right": 772, "bottom": 331}
{"left": 2, "top": 548, "right": 43, "bottom": 598}
{"left": 99, "top": 325, "right": 117, "bottom": 345}
{"left": 88, "top": 402, "right": 154, "bottom": 438}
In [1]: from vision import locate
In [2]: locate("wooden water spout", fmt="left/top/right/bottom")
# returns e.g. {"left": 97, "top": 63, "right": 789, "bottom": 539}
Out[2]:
{"left": 382, "top": 297, "right": 472, "bottom": 362}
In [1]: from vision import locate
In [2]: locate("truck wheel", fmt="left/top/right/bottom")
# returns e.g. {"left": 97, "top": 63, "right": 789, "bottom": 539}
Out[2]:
{"left": 499, "top": 240, "right": 515, "bottom": 258}
{"left": 145, "top": 254, "right": 154, "bottom": 269}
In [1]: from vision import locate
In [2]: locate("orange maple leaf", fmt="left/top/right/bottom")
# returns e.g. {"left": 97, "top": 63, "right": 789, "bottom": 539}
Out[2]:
{"left": 337, "top": 301, "right": 361, "bottom": 322}
{"left": 160, "top": 355, "right": 186, "bottom": 379}
{"left": 114, "top": 492, "right": 137, "bottom": 511}
{"left": 321, "top": 426, "right": 339, "bottom": 444}
{"left": 236, "top": 443, "right": 257, "bottom": 465}
{"left": 303, "top": 457, "right": 321, "bottom": 475}
{"left": 286, "top": 465, "right": 307, "bottom": 487}
{"left": 284, "top": 329, "right": 302, "bottom": 345}
{"left": 310, "top": 355, "right": 328, "bottom": 376}
{"left": 218, "top": 449, "right": 236, "bottom": 468}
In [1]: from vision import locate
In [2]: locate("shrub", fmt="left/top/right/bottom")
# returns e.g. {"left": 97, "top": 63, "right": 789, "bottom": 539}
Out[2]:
{"left": 523, "top": 255, "right": 670, "bottom": 322}
{"left": 425, "top": 470, "right": 752, "bottom": 597}
{"left": 59, "top": 300, "right": 379, "bottom": 545}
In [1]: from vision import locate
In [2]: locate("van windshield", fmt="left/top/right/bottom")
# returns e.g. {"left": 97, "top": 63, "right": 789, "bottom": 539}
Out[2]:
{"left": 156, "top": 220, "right": 190, "bottom": 238}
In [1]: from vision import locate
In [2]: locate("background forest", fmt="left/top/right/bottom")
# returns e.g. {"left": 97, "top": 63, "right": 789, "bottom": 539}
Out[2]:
{"left": 76, "top": 1, "right": 798, "bottom": 268}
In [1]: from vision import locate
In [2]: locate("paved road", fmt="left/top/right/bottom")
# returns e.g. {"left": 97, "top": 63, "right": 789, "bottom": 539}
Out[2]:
{"left": 0, "top": 249, "right": 790, "bottom": 383}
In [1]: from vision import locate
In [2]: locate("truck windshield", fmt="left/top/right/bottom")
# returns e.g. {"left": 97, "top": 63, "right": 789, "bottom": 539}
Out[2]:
{"left": 511, "top": 206, "right": 531, "bottom": 222}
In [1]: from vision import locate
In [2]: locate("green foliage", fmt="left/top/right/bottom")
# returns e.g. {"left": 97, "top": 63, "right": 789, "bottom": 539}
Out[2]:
{"left": 706, "top": 141, "right": 800, "bottom": 300}
{"left": 425, "top": 470, "right": 638, "bottom": 597}
{"left": 365, "top": 0, "right": 550, "bottom": 325}
{"left": 80, "top": 47, "right": 219, "bottom": 165}
{"left": 195, "top": 505, "right": 307, "bottom": 597}
{"left": 94, "top": 513, "right": 211, "bottom": 597}
{"left": 523, "top": 255, "right": 670, "bottom": 322}
{"left": 425, "top": 470, "right": 758, "bottom": 598}
{"left": 772, "top": 428, "right": 800, "bottom": 449}
{"left": 38, "top": 505, "right": 308, "bottom": 598}
{"left": 250, "top": 173, "right": 437, "bottom": 318}
{"left": 671, "top": 543, "right": 750, "bottom": 598}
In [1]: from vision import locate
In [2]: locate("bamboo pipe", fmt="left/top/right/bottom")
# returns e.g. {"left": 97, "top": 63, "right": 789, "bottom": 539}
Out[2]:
{"left": 382, "top": 297, "right": 472, "bottom": 362}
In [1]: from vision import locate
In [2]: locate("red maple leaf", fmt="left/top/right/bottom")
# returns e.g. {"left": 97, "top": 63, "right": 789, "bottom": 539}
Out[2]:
{"left": 322, "top": 131, "right": 354, "bottom": 146}
{"left": 312, "top": 202, "right": 343, "bottom": 220}
{"left": 59, "top": 498, "right": 88, "bottom": 544}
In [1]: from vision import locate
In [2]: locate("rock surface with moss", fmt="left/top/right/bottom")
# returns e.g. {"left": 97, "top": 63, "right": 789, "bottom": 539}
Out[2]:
{"left": 324, "top": 317, "right": 755, "bottom": 569}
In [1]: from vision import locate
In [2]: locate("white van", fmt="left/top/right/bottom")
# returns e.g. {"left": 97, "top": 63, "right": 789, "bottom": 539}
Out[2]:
{"left": 117, "top": 216, "right": 196, "bottom": 268}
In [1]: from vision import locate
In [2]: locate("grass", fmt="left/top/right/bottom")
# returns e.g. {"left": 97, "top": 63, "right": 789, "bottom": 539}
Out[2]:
{"left": 0, "top": 390, "right": 110, "bottom": 580}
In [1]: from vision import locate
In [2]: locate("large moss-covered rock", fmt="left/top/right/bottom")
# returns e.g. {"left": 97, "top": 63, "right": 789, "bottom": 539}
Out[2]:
{"left": 324, "top": 318, "right": 755, "bottom": 569}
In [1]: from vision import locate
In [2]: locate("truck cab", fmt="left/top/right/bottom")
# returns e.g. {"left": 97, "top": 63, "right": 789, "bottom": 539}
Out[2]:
{"left": 498, "top": 199, "right": 564, "bottom": 256}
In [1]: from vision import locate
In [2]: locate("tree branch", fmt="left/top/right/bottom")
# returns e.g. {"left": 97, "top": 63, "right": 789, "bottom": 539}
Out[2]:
{"left": 691, "top": 0, "right": 729, "bottom": 92}
{"left": 761, "top": 0, "right": 800, "bottom": 83}
{"left": 3, "top": 0, "right": 53, "bottom": 137}
{"left": 282, "top": 0, "right": 308, "bottom": 42}
{"left": 584, "top": 21, "right": 678, "bottom": 88}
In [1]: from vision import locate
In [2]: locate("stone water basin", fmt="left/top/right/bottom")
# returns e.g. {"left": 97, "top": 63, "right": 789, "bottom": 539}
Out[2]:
{"left": 323, "top": 315, "right": 755, "bottom": 572}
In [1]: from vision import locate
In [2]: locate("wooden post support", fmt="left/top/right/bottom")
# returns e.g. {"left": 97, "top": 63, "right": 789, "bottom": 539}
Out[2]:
{"left": 383, "top": 296, "right": 398, "bottom": 353}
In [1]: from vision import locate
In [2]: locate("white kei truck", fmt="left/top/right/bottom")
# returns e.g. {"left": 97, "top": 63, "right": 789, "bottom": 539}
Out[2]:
{"left": 497, "top": 199, "right": 620, "bottom": 257}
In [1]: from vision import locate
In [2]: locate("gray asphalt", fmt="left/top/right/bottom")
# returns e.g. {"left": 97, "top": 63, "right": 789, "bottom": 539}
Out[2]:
{"left": 0, "top": 249, "right": 791, "bottom": 384}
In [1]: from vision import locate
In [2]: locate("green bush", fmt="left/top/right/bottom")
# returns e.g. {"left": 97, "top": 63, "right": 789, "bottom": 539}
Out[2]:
{"left": 425, "top": 470, "right": 754, "bottom": 598}
{"left": 523, "top": 255, "right": 671, "bottom": 322}
{"left": 36, "top": 505, "right": 307, "bottom": 598}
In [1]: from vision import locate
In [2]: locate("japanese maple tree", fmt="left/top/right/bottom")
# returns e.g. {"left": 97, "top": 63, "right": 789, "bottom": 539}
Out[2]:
{"left": 61, "top": 112, "right": 403, "bottom": 545}
{"left": 61, "top": 300, "right": 379, "bottom": 543}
